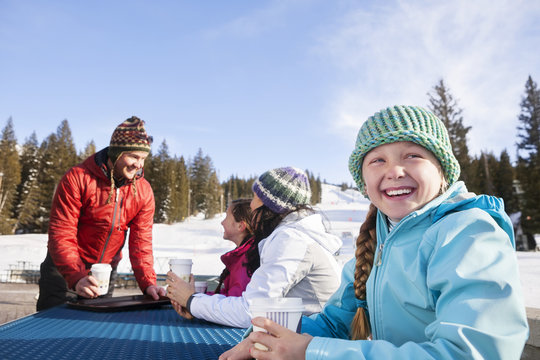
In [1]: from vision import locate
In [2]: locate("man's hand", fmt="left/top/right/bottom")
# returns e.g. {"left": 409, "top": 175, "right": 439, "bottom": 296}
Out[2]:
{"left": 75, "top": 275, "right": 100, "bottom": 298}
{"left": 145, "top": 284, "right": 167, "bottom": 300}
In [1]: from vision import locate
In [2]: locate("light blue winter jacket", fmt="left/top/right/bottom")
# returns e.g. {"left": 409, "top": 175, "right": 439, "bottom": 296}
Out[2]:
{"left": 303, "top": 181, "right": 529, "bottom": 360}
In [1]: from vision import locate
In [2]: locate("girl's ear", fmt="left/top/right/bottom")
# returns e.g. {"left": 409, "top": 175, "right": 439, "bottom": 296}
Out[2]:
{"left": 238, "top": 221, "right": 247, "bottom": 233}
{"left": 439, "top": 170, "right": 448, "bottom": 195}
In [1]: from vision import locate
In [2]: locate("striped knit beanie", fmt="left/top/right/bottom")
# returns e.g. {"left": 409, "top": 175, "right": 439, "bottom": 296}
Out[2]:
{"left": 252, "top": 167, "right": 311, "bottom": 214}
{"left": 108, "top": 116, "right": 152, "bottom": 164}
{"left": 349, "top": 105, "right": 460, "bottom": 195}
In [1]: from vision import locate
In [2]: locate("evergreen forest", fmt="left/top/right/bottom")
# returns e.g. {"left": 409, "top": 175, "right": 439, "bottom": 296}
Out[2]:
{"left": 0, "top": 77, "right": 539, "bottom": 249}
{"left": 0, "top": 126, "right": 322, "bottom": 234}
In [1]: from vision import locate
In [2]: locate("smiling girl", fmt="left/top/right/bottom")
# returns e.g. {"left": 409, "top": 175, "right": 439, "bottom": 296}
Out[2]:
{"left": 220, "top": 105, "right": 529, "bottom": 360}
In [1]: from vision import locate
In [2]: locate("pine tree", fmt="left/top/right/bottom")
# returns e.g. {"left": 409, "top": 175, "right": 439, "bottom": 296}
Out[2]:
{"left": 171, "top": 156, "right": 189, "bottom": 221}
{"left": 485, "top": 152, "right": 497, "bottom": 195}
{"left": 306, "top": 170, "right": 321, "bottom": 205}
{"left": 428, "top": 79, "right": 473, "bottom": 184}
{"left": 222, "top": 175, "right": 257, "bottom": 202}
{"left": 516, "top": 75, "right": 540, "bottom": 233}
{"left": 0, "top": 118, "right": 21, "bottom": 234}
{"left": 54, "top": 120, "right": 78, "bottom": 179}
{"left": 316, "top": 176, "right": 322, "bottom": 204}
{"left": 223, "top": 175, "right": 237, "bottom": 207}
{"left": 189, "top": 148, "right": 212, "bottom": 215}
{"left": 32, "top": 121, "right": 79, "bottom": 232}
{"left": 205, "top": 171, "right": 222, "bottom": 219}
{"left": 79, "top": 140, "right": 96, "bottom": 162}
{"left": 230, "top": 176, "right": 239, "bottom": 200}
{"left": 35, "top": 134, "right": 60, "bottom": 232}
{"left": 14, "top": 133, "right": 42, "bottom": 233}
{"left": 151, "top": 141, "right": 172, "bottom": 223}
{"left": 494, "top": 149, "right": 518, "bottom": 214}
{"left": 469, "top": 152, "right": 497, "bottom": 195}
{"left": 245, "top": 177, "right": 256, "bottom": 198}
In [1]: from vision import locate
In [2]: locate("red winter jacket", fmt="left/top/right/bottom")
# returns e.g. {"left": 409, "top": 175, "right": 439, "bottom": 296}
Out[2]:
{"left": 48, "top": 148, "right": 156, "bottom": 291}
{"left": 218, "top": 237, "right": 254, "bottom": 296}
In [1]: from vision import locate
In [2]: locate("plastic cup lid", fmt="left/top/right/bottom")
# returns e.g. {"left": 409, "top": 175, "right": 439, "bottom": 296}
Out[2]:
{"left": 91, "top": 263, "right": 112, "bottom": 271}
{"left": 169, "top": 258, "right": 193, "bottom": 265}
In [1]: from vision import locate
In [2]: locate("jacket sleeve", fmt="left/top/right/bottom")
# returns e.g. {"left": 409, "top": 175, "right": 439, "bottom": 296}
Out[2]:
{"left": 190, "top": 228, "right": 311, "bottom": 328}
{"left": 305, "top": 209, "right": 529, "bottom": 360}
{"left": 301, "top": 259, "right": 358, "bottom": 338}
{"left": 127, "top": 180, "right": 157, "bottom": 292}
{"left": 48, "top": 169, "right": 89, "bottom": 288}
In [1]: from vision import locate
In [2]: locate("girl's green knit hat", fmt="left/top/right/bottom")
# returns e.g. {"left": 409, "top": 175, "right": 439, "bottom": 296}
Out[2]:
{"left": 349, "top": 105, "right": 461, "bottom": 195}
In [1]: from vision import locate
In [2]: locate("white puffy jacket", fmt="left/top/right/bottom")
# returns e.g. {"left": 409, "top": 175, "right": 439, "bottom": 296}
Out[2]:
{"left": 189, "top": 211, "right": 343, "bottom": 328}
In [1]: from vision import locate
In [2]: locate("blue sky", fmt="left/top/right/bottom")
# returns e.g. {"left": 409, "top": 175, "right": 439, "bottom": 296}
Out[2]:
{"left": 1, "top": 0, "right": 539, "bottom": 184}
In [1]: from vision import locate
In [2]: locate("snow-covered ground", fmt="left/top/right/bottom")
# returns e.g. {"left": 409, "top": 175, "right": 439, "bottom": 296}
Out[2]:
{"left": 0, "top": 184, "right": 538, "bottom": 308}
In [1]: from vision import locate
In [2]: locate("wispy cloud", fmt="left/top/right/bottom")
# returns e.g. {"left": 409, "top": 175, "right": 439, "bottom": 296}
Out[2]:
{"left": 203, "top": 0, "right": 309, "bottom": 39}
{"left": 319, "top": 0, "right": 540, "bottom": 158}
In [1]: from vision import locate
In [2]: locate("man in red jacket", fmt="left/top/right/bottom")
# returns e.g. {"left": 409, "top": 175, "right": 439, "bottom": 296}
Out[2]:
{"left": 37, "top": 116, "right": 166, "bottom": 311}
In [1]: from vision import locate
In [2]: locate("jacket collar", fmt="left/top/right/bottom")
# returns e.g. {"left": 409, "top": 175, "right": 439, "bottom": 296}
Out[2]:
{"left": 221, "top": 236, "right": 254, "bottom": 267}
{"left": 377, "top": 181, "right": 514, "bottom": 247}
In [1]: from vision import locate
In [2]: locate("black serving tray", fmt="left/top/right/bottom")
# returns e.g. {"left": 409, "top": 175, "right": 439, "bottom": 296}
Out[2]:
{"left": 67, "top": 295, "right": 170, "bottom": 312}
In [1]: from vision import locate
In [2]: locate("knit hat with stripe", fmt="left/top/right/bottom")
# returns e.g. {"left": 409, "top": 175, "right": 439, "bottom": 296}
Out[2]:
{"left": 108, "top": 116, "right": 152, "bottom": 164}
{"left": 349, "top": 105, "right": 460, "bottom": 195}
{"left": 252, "top": 167, "right": 311, "bottom": 214}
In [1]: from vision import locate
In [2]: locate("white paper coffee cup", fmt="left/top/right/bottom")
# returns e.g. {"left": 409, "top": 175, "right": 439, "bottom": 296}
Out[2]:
{"left": 249, "top": 297, "right": 304, "bottom": 351}
{"left": 169, "top": 259, "right": 192, "bottom": 282}
{"left": 90, "top": 263, "right": 112, "bottom": 296}
{"left": 194, "top": 281, "right": 207, "bottom": 293}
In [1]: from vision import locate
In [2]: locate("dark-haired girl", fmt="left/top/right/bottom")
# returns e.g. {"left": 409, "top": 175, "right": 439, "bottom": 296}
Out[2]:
{"left": 166, "top": 167, "right": 342, "bottom": 328}
{"left": 212, "top": 198, "right": 254, "bottom": 297}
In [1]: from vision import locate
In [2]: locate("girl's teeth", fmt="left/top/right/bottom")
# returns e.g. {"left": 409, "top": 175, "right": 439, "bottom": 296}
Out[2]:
{"left": 386, "top": 188, "right": 412, "bottom": 196}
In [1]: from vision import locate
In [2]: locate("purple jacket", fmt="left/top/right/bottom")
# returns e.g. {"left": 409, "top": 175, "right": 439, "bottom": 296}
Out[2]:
{"left": 217, "top": 237, "right": 254, "bottom": 297}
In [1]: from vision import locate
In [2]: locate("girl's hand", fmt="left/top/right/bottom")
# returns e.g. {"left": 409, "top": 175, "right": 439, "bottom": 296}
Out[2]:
{"left": 247, "top": 317, "right": 313, "bottom": 360}
{"left": 218, "top": 337, "right": 254, "bottom": 360}
{"left": 165, "top": 271, "right": 195, "bottom": 307}
{"left": 170, "top": 299, "right": 194, "bottom": 320}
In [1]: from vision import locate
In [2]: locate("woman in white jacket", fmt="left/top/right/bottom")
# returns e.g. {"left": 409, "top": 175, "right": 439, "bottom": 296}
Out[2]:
{"left": 166, "top": 166, "right": 342, "bottom": 328}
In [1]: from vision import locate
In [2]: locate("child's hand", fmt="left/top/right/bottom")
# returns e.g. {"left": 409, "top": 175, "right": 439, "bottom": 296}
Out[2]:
{"left": 165, "top": 271, "right": 195, "bottom": 307}
{"left": 170, "top": 299, "right": 194, "bottom": 320}
{"left": 247, "top": 317, "right": 313, "bottom": 360}
{"left": 218, "top": 337, "right": 254, "bottom": 360}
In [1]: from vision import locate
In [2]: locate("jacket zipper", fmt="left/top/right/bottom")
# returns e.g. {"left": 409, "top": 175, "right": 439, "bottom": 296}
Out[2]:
{"left": 99, "top": 188, "right": 120, "bottom": 263}
{"left": 375, "top": 243, "right": 384, "bottom": 266}
{"left": 370, "top": 239, "right": 385, "bottom": 340}
{"left": 371, "top": 215, "right": 413, "bottom": 339}
{"left": 117, "top": 196, "right": 123, "bottom": 231}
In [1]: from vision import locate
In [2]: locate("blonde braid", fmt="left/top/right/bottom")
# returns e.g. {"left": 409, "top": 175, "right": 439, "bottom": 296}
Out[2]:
{"left": 350, "top": 203, "right": 377, "bottom": 340}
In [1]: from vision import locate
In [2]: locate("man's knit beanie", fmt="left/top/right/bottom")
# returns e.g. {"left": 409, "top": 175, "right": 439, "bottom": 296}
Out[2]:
{"left": 252, "top": 167, "right": 311, "bottom": 214}
{"left": 108, "top": 116, "right": 152, "bottom": 164}
{"left": 349, "top": 105, "right": 461, "bottom": 196}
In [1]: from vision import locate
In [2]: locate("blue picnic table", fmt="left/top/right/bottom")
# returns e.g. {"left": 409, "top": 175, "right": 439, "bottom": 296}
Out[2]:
{"left": 0, "top": 302, "right": 244, "bottom": 360}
